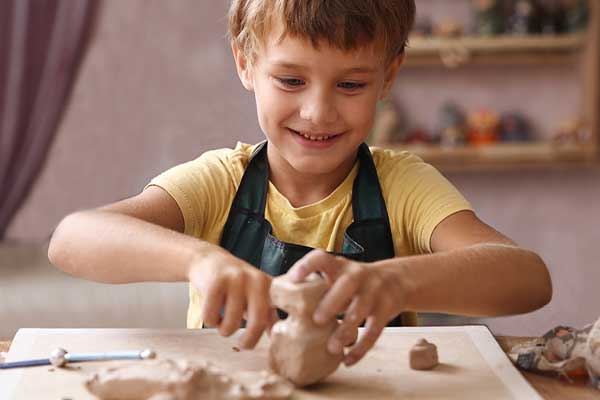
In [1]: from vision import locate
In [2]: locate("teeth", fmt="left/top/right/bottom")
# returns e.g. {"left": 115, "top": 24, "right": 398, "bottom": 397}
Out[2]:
{"left": 295, "top": 130, "right": 332, "bottom": 141}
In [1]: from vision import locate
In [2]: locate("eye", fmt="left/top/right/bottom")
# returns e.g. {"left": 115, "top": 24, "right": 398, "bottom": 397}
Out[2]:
{"left": 276, "top": 77, "right": 305, "bottom": 88}
{"left": 338, "top": 81, "right": 366, "bottom": 90}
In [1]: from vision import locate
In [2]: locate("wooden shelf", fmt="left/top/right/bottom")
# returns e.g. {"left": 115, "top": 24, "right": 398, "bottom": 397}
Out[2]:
{"left": 404, "top": 34, "right": 586, "bottom": 67}
{"left": 386, "top": 142, "right": 597, "bottom": 171}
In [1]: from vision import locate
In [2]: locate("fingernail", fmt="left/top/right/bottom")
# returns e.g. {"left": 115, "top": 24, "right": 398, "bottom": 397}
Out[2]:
{"left": 328, "top": 338, "right": 343, "bottom": 354}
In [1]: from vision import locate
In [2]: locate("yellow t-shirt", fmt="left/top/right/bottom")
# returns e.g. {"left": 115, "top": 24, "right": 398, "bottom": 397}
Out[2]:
{"left": 148, "top": 142, "right": 472, "bottom": 328}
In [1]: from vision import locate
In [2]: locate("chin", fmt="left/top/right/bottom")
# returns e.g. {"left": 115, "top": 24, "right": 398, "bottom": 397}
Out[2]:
{"left": 287, "top": 157, "right": 340, "bottom": 176}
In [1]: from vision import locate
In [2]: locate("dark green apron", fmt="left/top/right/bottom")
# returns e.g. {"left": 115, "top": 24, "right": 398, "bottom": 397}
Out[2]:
{"left": 220, "top": 141, "right": 403, "bottom": 326}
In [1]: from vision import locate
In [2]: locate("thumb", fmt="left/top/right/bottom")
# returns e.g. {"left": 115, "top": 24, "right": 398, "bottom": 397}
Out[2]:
{"left": 288, "top": 249, "right": 343, "bottom": 283}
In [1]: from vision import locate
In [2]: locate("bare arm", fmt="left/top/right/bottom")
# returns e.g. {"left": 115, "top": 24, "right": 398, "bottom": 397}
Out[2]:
{"left": 382, "top": 210, "right": 552, "bottom": 316}
{"left": 288, "top": 210, "right": 552, "bottom": 366}
{"left": 48, "top": 186, "right": 219, "bottom": 283}
{"left": 48, "top": 185, "right": 274, "bottom": 348}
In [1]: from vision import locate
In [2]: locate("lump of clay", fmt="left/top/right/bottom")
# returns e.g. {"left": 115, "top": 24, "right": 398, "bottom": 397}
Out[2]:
{"left": 409, "top": 338, "right": 439, "bottom": 370}
{"left": 85, "top": 359, "right": 293, "bottom": 400}
{"left": 269, "top": 273, "right": 343, "bottom": 387}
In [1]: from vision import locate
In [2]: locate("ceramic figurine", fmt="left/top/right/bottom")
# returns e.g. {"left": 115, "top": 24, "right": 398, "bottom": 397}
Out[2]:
{"left": 561, "top": 0, "right": 588, "bottom": 32}
{"left": 438, "top": 102, "right": 467, "bottom": 146}
{"left": 506, "top": 0, "right": 542, "bottom": 34}
{"left": 467, "top": 110, "right": 500, "bottom": 146}
{"left": 370, "top": 99, "right": 404, "bottom": 146}
{"left": 499, "top": 112, "right": 532, "bottom": 142}
{"left": 553, "top": 117, "right": 588, "bottom": 144}
{"left": 472, "top": 0, "right": 505, "bottom": 35}
{"left": 433, "top": 19, "right": 464, "bottom": 38}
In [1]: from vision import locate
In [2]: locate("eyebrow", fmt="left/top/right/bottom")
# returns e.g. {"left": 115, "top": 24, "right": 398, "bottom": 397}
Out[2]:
{"left": 271, "top": 61, "right": 377, "bottom": 74}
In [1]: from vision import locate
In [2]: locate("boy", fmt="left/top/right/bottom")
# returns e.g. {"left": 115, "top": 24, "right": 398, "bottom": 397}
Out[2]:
{"left": 48, "top": 0, "right": 552, "bottom": 368}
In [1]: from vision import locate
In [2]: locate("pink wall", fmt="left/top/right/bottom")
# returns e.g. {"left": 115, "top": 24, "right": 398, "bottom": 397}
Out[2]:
{"left": 5, "top": 0, "right": 599, "bottom": 335}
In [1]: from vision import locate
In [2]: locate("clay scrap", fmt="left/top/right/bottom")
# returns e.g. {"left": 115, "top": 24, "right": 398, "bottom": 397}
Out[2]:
{"left": 409, "top": 338, "right": 439, "bottom": 370}
{"left": 85, "top": 359, "right": 293, "bottom": 400}
{"left": 269, "top": 273, "right": 343, "bottom": 387}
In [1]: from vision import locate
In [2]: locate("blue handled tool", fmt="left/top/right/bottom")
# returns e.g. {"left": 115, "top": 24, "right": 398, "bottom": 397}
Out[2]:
{"left": 0, "top": 348, "right": 155, "bottom": 369}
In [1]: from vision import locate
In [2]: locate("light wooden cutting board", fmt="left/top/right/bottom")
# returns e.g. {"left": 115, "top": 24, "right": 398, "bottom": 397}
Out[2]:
{"left": 0, "top": 326, "right": 541, "bottom": 399}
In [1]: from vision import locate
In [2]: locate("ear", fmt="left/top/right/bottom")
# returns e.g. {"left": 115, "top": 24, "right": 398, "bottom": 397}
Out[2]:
{"left": 379, "top": 53, "right": 404, "bottom": 100}
{"left": 231, "top": 41, "right": 254, "bottom": 91}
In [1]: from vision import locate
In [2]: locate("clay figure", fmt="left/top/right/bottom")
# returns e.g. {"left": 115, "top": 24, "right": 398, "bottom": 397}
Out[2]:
{"left": 85, "top": 359, "right": 294, "bottom": 400}
{"left": 269, "top": 273, "right": 343, "bottom": 387}
{"left": 409, "top": 338, "right": 439, "bottom": 370}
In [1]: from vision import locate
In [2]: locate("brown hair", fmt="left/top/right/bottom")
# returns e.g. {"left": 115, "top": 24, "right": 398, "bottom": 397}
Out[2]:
{"left": 228, "top": 0, "right": 416, "bottom": 65}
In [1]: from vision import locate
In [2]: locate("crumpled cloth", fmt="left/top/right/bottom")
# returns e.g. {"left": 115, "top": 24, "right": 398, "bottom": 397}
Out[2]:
{"left": 508, "top": 316, "right": 600, "bottom": 389}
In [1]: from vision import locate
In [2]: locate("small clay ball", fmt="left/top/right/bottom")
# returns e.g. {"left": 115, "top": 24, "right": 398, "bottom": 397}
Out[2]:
{"left": 409, "top": 338, "right": 438, "bottom": 370}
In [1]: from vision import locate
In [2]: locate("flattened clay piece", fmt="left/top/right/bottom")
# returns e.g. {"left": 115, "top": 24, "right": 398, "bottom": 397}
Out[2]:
{"left": 269, "top": 273, "right": 343, "bottom": 387}
{"left": 409, "top": 338, "right": 439, "bottom": 370}
{"left": 85, "top": 359, "right": 293, "bottom": 400}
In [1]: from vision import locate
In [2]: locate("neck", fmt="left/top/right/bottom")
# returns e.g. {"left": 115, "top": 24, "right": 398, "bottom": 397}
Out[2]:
{"left": 267, "top": 147, "right": 357, "bottom": 208}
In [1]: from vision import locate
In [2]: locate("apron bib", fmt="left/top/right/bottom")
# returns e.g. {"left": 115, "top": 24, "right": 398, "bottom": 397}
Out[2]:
{"left": 220, "top": 142, "right": 403, "bottom": 326}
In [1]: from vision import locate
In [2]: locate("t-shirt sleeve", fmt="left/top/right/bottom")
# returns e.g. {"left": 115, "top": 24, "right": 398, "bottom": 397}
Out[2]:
{"left": 379, "top": 151, "right": 473, "bottom": 254}
{"left": 144, "top": 149, "right": 239, "bottom": 240}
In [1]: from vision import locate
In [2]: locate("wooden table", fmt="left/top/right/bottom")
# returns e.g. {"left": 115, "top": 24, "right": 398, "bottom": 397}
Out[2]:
{"left": 1, "top": 336, "right": 599, "bottom": 399}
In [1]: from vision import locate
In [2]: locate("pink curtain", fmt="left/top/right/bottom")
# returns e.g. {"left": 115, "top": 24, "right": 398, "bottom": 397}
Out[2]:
{"left": 0, "top": 0, "right": 97, "bottom": 239}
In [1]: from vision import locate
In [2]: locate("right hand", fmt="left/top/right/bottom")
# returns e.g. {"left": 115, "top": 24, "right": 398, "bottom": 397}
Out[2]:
{"left": 187, "top": 249, "right": 277, "bottom": 349}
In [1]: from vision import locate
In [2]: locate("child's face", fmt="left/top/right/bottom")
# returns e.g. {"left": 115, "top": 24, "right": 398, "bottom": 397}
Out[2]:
{"left": 233, "top": 24, "right": 403, "bottom": 177}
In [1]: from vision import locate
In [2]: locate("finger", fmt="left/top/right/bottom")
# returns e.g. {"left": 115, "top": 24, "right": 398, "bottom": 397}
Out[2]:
{"left": 219, "top": 282, "right": 246, "bottom": 337}
{"left": 240, "top": 278, "right": 270, "bottom": 349}
{"left": 265, "top": 309, "right": 279, "bottom": 335}
{"left": 288, "top": 249, "right": 343, "bottom": 283}
{"left": 314, "top": 273, "right": 360, "bottom": 324}
{"left": 344, "top": 313, "right": 387, "bottom": 367}
{"left": 200, "top": 277, "right": 226, "bottom": 328}
{"left": 328, "top": 294, "right": 373, "bottom": 353}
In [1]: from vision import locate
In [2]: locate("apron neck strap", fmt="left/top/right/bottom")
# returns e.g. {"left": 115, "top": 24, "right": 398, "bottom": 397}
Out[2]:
{"left": 231, "top": 141, "right": 269, "bottom": 216}
{"left": 231, "top": 141, "right": 388, "bottom": 223}
{"left": 352, "top": 143, "right": 390, "bottom": 223}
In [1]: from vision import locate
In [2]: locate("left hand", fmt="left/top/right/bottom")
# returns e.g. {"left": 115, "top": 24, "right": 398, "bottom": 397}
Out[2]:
{"left": 288, "top": 250, "right": 406, "bottom": 366}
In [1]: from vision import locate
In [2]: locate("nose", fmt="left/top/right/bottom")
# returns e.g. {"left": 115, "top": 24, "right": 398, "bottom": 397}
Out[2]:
{"left": 299, "top": 87, "right": 339, "bottom": 126}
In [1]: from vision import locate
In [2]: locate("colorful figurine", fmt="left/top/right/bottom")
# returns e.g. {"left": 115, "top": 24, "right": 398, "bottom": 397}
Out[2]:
{"left": 499, "top": 112, "right": 533, "bottom": 142}
{"left": 369, "top": 99, "right": 404, "bottom": 146}
{"left": 561, "top": 0, "right": 588, "bottom": 33}
{"left": 472, "top": 0, "right": 505, "bottom": 35}
{"left": 505, "top": 0, "right": 542, "bottom": 34}
{"left": 467, "top": 110, "right": 500, "bottom": 146}
{"left": 438, "top": 102, "right": 467, "bottom": 146}
{"left": 433, "top": 19, "right": 465, "bottom": 38}
{"left": 553, "top": 117, "right": 588, "bottom": 144}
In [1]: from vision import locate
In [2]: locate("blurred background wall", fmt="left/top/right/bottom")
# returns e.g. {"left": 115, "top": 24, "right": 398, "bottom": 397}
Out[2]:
{"left": 1, "top": 0, "right": 598, "bottom": 337}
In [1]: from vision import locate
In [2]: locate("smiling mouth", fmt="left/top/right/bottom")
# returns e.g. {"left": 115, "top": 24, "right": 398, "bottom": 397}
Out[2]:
{"left": 289, "top": 128, "right": 342, "bottom": 141}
